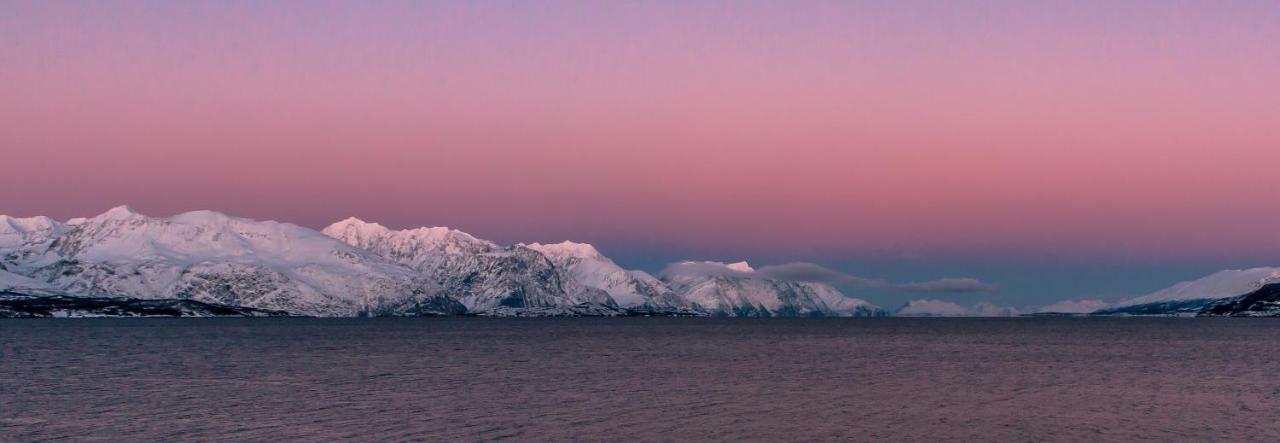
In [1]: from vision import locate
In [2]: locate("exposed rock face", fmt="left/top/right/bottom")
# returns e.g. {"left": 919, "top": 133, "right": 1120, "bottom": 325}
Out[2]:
{"left": 1199, "top": 283, "right": 1280, "bottom": 317}
{"left": 1100, "top": 268, "right": 1280, "bottom": 316}
{"left": 525, "top": 241, "right": 691, "bottom": 312}
{"left": 322, "top": 218, "right": 621, "bottom": 316}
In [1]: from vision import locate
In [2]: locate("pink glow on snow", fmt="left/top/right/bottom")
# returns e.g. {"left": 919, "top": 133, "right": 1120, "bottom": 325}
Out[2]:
{"left": 2, "top": 2, "right": 1278, "bottom": 258}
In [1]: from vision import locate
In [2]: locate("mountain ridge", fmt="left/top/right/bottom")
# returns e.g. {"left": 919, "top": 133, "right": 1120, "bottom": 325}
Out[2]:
{"left": 1, "top": 207, "right": 884, "bottom": 317}
{"left": 1094, "top": 268, "right": 1280, "bottom": 316}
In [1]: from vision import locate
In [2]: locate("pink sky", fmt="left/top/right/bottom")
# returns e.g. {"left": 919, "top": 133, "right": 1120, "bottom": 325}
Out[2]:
{"left": 2, "top": 1, "right": 1279, "bottom": 261}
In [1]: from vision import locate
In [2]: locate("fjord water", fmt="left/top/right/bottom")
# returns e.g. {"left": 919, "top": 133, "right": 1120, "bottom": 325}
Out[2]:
{"left": 3, "top": 318, "right": 1279, "bottom": 441}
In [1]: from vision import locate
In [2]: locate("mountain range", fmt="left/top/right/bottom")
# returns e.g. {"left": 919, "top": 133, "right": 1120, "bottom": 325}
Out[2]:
{"left": 0, "top": 207, "right": 885, "bottom": 318}
{"left": 5, "top": 207, "right": 1279, "bottom": 318}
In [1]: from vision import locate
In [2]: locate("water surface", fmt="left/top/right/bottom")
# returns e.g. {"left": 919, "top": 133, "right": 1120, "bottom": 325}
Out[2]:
{"left": 3, "top": 318, "right": 1279, "bottom": 441}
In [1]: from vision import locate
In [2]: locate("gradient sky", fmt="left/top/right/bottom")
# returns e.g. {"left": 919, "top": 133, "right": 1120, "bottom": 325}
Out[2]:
{"left": 3, "top": 1, "right": 1279, "bottom": 308}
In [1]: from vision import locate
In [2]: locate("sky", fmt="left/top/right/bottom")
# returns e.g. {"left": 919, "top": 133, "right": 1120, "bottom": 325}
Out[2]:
{"left": 3, "top": 1, "right": 1279, "bottom": 309}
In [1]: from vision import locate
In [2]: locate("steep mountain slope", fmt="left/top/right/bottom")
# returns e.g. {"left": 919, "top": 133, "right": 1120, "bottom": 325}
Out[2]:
{"left": 1097, "top": 268, "right": 1280, "bottom": 315}
{"left": 322, "top": 218, "right": 620, "bottom": 315}
{"left": 0, "top": 269, "right": 59, "bottom": 295}
{"left": 0, "top": 215, "right": 67, "bottom": 272}
{"left": 3, "top": 207, "right": 933, "bottom": 318}
{"left": 0, "top": 214, "right": 65, "bottom": 247}
{"left": 1200, "top": 283, "right": 1280, "bottom": 317}
{"left": 0, "top": 207, "right": 462, "bottom": 317}
{"left": 524, "top": 241, "right": 690, "bottom": 311}
{"left": 660, "top": 261, "right": 884, "bottom": 317}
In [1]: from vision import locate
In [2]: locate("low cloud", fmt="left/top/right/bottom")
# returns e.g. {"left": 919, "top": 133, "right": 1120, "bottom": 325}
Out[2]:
{"left": 658, "top": 261, "right": 753, "bottom": 280}
{"left": 897, "top": 299, "right": 1021, "bottom": 317}
{"left": 759, "top": 262, "right": 994, "bottom": 293}
{"left": 896, "top": 277, "right": 996, "bottom": 293}
{"left": 755, "top": 262, "right": 886, "bottom": 287}
{"left": 896, "top": 299, "right": 969, "bottom": 316}
{"left": 1037, "top": 299, "right": 1109, "bottom": 314}
{"left": 970, "top": 302, "right": 1022, "bottom": 317}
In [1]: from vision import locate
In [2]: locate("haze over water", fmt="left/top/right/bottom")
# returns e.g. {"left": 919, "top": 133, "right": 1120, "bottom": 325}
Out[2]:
{"left": 4, "top": 318, "right": 1280, "bottom": 441}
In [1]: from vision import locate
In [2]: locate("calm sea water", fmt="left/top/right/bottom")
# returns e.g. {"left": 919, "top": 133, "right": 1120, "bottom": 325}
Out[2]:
{"left": 3, "top": 318, "right": 1279, "bottom": 441}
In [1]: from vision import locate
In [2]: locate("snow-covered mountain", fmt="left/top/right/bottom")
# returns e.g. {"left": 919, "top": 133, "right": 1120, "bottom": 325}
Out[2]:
{"left": 0, "top": 214, "right": 67, "bottom": 269}
{"left": 0, "top": 207, "right": 461, "bottom": 317}
{"left": 3, "top": 208, "right": 708, "bottom": 317}
{"left": 1097, "top": 268, "right": 1280, "bottom": 315}
{"left": 2, "top": 207, "right": 954, "bottom": 318}
{"left": 0, "top": 269, "right": 58, "bottom": 295}
{"left": 659, "top": 261, "right": 884, "bottom": 317}
{"left": 524, "top": 241, "right": 690, "bottom": 312}
{"left": 322, "top": 218, "right": 622, "bottom": 315}
{"left": 1200, "top": 283, "right": 1280, "bottom": 317}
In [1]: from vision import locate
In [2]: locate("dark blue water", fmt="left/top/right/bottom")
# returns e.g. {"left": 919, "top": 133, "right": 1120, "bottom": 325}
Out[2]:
{"left": 3, "top": 318, "right": 1279, "bottom": 441}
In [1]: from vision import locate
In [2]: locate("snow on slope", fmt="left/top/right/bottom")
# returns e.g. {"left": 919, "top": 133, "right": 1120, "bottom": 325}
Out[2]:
{"left": 1, "top": 207, "right": 458, "bottom": 316}
{"left": 660, "top": 261, "right": 881, "bottom": 317}
{"left": 323, "top": 218, "right": 619, "bottom": 314}
{"left": 524, "top": 241, "right": 688, "bottom": 310}
{"left": 1200, "top": 283, "right": 1280, "bottom": 317}
{"left": 0, "top": 215, "right": 67, "bottom": 267}
{"left": 3, "top": 207, "right": 948, "bottom": 318}
{"left": 1115, "top": 268, "right": 1280, "bottom": 308}
{"left": 321, "top": 217, "right": 497, "bottom": 270}
{"left": 0, "top": 215, "right": 65, "bottom": 246}
{"left": 0, "top": 269, "right": 58, "bottom": 294}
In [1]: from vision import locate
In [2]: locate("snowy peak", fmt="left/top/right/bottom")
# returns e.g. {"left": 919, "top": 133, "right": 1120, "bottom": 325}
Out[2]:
{"left": 53, "top": 208, "right": 369, "bottom": 267}
{"left": 0, "top": 214, "right": 66, "bottom": 250}
{"left": 95, "top": 205, "right": 145, "bottom": 221}
{"left": 401, "top": 226, "right": 487, "bottom": 246}
{"left": 524, "top": 241, "right": 603, "bottom": 261}
{"left": 323, "top": 217, "right": 392, "bottom": 240}
{"left": 663, "top": 260, "right": 757, "bottom": 279}
{"left": 168, "top": 209, "right": 240, "bottom": 225}
{"left": 322, "top": 218, "right": 494, "bottom": 256}
{"left": 0, "top": 215, "right": 61, "bottom": 234}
